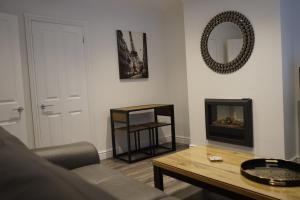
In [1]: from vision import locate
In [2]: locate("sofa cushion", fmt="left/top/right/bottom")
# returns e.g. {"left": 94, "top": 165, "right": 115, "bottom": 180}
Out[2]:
{"left": 72, "top": 164, "right": 116, "bottom": 183}
{"left": 0, "top": 127, "right": 116, "bottom": 200}
{"left": 73, "top": 164, "right": 167, "bottom": 200}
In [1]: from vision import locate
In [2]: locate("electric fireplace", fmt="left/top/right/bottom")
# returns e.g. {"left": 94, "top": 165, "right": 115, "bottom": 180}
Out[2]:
{"left": 205, "top": 99, "right": 253, "bottom": 147}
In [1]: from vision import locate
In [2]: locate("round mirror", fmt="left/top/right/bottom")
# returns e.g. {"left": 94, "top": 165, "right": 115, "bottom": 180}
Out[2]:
{"left": 208, "top": 22, "right": 243, "bottom": 64}
{"left": 201, "top": 11, "right": 255, "bottom": 74}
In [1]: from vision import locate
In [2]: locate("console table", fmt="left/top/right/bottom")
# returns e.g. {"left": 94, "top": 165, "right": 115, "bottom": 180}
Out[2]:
{"left": 110, "top": 104, "right": 176, "bottom": 163}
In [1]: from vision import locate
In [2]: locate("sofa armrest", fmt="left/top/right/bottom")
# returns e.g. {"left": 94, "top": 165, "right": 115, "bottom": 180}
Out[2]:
{"left": 33, "top": 142, "right": 100, "bottom": 170}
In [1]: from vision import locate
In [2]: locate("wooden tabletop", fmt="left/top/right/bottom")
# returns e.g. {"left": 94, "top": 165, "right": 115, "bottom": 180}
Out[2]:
{"left": 152, "top": 145, "right": 300, "bottom": 200}
{"left": 111, "top": 104, "right": 171, "bottom": 112}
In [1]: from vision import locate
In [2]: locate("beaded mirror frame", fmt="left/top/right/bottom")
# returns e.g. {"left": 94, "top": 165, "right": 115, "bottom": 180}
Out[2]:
{"left": 200, "top": 11, "right": 255, "bottom": 74}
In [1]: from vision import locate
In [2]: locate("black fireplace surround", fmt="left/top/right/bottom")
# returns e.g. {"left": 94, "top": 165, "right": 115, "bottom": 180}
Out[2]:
{"left": 205, "top": 99, "right": 253, "bottom": 147}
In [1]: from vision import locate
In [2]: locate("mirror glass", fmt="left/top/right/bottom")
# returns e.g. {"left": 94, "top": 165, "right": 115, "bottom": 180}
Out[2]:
{"left": 208, "top": 22, "right": 243, "bottom": 64}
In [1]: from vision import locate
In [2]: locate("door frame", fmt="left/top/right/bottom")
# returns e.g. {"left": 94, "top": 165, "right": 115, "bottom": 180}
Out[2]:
{"left": 25, "top": 13, "right": 95, "bottom": 147}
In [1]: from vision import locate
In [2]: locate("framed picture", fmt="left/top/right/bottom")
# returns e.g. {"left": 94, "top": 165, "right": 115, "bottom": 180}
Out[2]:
{"left": 116, "top": 30, "right": 149, "bottom": 79}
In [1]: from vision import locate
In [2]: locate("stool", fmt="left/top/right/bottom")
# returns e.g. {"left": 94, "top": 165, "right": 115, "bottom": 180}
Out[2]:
{"left": 133, "top": 131, "right": 141, "bottom": 151}
{"left": 147, "top": 127, "right": 159, "bottom": 156}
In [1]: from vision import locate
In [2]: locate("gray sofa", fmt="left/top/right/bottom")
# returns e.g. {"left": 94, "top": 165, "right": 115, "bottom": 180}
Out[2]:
{"left": 0, "top": 127, "right": 177, "bottom": 200}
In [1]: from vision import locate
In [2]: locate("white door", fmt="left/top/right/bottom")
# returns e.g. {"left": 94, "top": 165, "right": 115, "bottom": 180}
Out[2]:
{"left": 0, "top": 13, "right": 28, "bottom": 144}
{"left": 227, "top": 39, "right": 243, "bottom": 62}
{"left": 28, "top": 19, "right": 91, "bottom": 147}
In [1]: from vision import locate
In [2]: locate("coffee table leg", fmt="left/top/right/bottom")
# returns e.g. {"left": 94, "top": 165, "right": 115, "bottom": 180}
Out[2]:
{"left": 153, "top": 166, "right": 164, "bottom": 190}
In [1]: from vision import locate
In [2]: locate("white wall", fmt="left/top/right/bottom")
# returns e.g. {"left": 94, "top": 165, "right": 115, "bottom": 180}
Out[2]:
{"left": 280, "top": 0, "right": 297, "bottom": 160}
{"left": 0, "top": 0, "right": 189, "bottom": 156}
{"left": 290, "top": 0, "right": 300, "bottom": 158}
{"left": 163, "top": 1, "right": 190, "bottom": 144}
{"left": 183, "top": 0, "right": 287, "bottom": 158}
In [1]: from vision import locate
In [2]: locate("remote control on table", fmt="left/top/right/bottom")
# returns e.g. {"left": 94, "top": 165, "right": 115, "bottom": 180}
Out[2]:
{"left": 208, "top": 155, "right": 223, "bottom": 162}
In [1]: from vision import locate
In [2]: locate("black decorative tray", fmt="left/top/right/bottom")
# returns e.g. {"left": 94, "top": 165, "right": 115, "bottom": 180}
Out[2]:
{"left": 241, "top": 159, "right": 300, "bottom": 187}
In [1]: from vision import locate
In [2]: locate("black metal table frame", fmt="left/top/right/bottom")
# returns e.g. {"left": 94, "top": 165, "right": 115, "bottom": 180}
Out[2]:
{"left": 110, "top": 104, "right": 176, "bottom": 163}
{"left": 153, "top": 165, "right": 254, "bottom": 200}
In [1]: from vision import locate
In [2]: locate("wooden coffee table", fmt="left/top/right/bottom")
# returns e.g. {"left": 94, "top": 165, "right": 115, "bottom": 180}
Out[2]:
{"left": 152, "top": 145, "right": 300, "bottom": 200}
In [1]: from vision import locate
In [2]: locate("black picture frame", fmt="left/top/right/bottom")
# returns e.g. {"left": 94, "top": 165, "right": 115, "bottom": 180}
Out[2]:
{"left": 116, "top": 30, "right": 149, "bottom": 79}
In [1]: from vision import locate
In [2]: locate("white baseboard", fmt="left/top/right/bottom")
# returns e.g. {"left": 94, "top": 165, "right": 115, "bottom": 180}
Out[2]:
{"left": 162, "top": 135, "right": 190, "bottom": 145}
{"left": 175, "top": 135, "right": 191, "bottom": 145}
{"left": 98, "top": 148, "right": 113, "bottom": 160}
{"left": 98, "top": 135, "right": 190, "bottom": 160}
{"left": 189, "top": 144, "right": 198, "bottom": 148}
{"left": 288, "top": 155, "right": 300, "bottom": 162}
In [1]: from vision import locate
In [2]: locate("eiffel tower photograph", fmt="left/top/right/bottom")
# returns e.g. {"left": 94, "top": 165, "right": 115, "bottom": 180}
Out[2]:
{"left": 116, "top": 30, "right": 149, "bottom": 79}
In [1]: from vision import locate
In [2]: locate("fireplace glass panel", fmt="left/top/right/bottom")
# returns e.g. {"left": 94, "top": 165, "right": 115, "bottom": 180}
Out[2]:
{"left": 211, "top": 105, "right": 244, "bottom": 129}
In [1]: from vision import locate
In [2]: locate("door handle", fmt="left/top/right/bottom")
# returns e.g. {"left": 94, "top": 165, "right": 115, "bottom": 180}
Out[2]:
{"left": 41, "top": 104, "right": 54, "bottom": 110}
{"left": 12, "top": 106, "right": 24, "bottom": 113}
